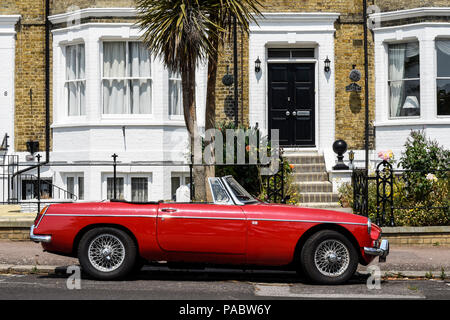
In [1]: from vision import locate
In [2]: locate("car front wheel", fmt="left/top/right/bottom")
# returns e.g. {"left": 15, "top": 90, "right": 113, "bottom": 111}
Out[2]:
{"left": 78, "top": 227, "right": 136, "bottom": 280}
{"left": 300, "top": 230, "right": 358, "bottom": 285}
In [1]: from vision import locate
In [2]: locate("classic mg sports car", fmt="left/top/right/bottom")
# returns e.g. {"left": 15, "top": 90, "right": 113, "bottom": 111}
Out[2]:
{"left": 30, "top": 176, "right": 388, "bottom": 284}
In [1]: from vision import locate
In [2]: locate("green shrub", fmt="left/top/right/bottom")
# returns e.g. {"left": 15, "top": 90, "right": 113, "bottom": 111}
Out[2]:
{"left": 214, "top": 121, "right": 300, "bottom": 204}
{"left": 338, "top": 130, "right": 449, "bottom": 226}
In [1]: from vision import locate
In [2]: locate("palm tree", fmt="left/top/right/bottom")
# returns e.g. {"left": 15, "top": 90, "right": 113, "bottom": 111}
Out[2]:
{"left": 136, "top": 0, "right": 219, "bottom": 200}
{"left": 203, "top": 1, "right": 262, "bottom": 201}
{"left": 136, "top": 0, "right": 262, "bottom": 201}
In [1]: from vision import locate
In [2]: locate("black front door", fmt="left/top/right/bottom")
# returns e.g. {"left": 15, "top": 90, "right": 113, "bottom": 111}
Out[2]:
{"left": 268, "top": 63, "right": 315, "bottom": 146}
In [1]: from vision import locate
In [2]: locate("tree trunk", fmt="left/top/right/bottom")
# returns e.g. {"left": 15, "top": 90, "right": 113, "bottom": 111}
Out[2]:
{"left": 204, "top": 35, "right": 219, "bottom": 203}
{"left": 181, "top": 59, "right": 206, "bottom": 201}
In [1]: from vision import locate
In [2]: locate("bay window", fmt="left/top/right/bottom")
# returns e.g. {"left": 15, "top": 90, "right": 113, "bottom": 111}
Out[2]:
{"left": 102, "top": 41, "right": 152, "bottom": 114}
{"left": 388, "top": 42, "right": 420, "bottom": 118}
{"left": 65, "top": 44, "right": 86, "bottom": 116}
{"left": 436, "top": 40, "right": 450, "bottom": 116}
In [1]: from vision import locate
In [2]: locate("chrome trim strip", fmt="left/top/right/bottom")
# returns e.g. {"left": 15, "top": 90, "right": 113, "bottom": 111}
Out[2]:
{"left": 247, "top": 218, "right": 367, "bottom": 226}
{"left": 35, "top": 205, "right": 50, "bottom": 228}
{"left": 159, "top": 215, "right": 246, "bottom": 221}
{"left": 45, "top": 214, "right": 157, "bottom": 218}
{"left": 44, "top": 213, "right": 366, "bottom": 226}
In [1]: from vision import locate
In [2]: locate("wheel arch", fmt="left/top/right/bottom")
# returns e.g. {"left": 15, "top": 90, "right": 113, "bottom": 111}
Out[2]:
{"left": 72, "top": 223, "right": 140, "bottom": 257}
{"left": 293, "top": 223, "right": 364, "bottom": 266}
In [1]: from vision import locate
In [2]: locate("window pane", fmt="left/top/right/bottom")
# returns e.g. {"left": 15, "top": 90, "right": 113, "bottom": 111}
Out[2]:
{"left": 169, "top": 79, "right": 182, "bottom": 115}
{"left": 67, "top": 82, "right": 78, "bottom": 116}
{"left": 77, "top": 44, "right": 85, "bottom": 79}
{"left": 128, "top": 42, "right": 151, "bottom": 77}
{"left": 67, "top": 177, "right": 74, "bottom": 199}
{"left": 103, "top": 42, "right": 126, "bottom": 78}
{"left": 66, "top": 45, "right": 76, "bottom": 80}
{"left": 131, "top": 177, "right": 148, "bottom": 202}
{"left": 437, "top": 40, "right": 450, "bottom": 78}
{"left": 291, "top": 49, "right": 314, "bottom": 58}
{"left": 437, "top": 79, "right": 450, "bottom": 116}
{"left": 267, "top": 49, "right": 290, "bottom": 59}
{"left": 78, "top": 176, "right": 84, "bottom": 200}
{"left": 103, "top": 79, "right": 126, "bottom": 114}
{"left": 66, "top": 44, "right": 85, "bottom": 116}
{"left": 171, "top": 177, "right": 181, "bottom": 200}
{"left": 389, "top": 80, "right": 420, "bottom": 117}
{"left": 129, "top": 79, "right": 151, "bottom": 114}
{"left": 209, "top": 178, "right": 230, "bottom": 203}
{"left": 388, "top": 42, "right": 419, "bottom": 81}
{"left": 107, "top": 177, "right": 124, "bottom": 200}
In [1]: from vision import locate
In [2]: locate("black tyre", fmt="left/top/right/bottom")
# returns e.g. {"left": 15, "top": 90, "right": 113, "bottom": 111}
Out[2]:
{"left": 299, "top": 230, "right": 358, "bottom": 285}
{"left": 78, "top": 227, "right": 137, "bottom": 280}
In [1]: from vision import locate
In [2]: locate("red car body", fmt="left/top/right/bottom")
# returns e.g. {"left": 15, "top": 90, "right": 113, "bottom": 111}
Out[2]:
{"left": 33, "top": 201, "right": 381, "bottom": 267}
{"left": 30, "top": 176, "right": 388, "bottom": 283}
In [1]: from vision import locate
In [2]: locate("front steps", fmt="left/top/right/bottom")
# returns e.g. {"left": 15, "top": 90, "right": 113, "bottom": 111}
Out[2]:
{"left": 283, "top": 151, "right": 341, "bottom": 209}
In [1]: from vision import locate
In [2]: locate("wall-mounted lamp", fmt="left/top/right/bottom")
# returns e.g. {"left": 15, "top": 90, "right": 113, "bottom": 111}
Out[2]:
{"left": 254, "top": 57, "right": 261, "bottom": 73}
{"left": 348, "top": 150, "right": 355, "bottom": 169}
{"left": 324, "top": 56, "right": 331, "bottom": 73}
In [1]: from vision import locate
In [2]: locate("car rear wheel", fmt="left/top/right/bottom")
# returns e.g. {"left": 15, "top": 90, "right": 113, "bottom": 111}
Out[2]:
{"left": 78, "top": 227, "right": 136, "bottom": 280}
{"left": 299, "top": 230, "right": 358, "bottom": 285}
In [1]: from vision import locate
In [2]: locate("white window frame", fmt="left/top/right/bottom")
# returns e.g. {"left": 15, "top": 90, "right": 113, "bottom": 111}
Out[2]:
{"left": 170, "top": 172, "right": 191, "bottom": 200}
{"left": 387, "top": 41, "right": 421, "bottom": 119}
{"left": 63, "top": 173, "right": 85, "bottom": 200}
{"left": 100, "top": 40, "right": 153, "bottom": 116}
{"left": 102, "top": 173, "right": 152, "bottom": 201}
{"left": 64, "top": 42, "right": 86, "bottom": 117}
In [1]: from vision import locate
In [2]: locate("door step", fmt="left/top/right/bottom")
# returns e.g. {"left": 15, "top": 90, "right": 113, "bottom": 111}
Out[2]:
{"left": 285, "top": 151, "right": 343, "bottom": 208}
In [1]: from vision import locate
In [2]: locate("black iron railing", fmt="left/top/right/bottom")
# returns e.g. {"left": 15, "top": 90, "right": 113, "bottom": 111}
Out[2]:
{"left": 352, "top": 160, "right": 449, "bottom": 226}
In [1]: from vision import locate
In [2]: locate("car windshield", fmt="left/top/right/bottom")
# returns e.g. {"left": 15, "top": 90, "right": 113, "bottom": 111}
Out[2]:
{"left": 224, "top": 176, "right": 258, "bottom": 204}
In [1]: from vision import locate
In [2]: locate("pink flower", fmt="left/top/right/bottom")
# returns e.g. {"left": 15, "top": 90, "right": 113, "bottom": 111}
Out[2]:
{"left": 377, "top": 150, "right": 393, "bottom": 161}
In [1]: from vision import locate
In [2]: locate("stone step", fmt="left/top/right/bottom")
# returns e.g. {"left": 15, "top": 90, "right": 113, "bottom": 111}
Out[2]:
{"left": 298, "top": 204, "right": 353, "bottom": 213}
{"left": 291, "top": 163, "right": 326, "bottom": 173}
{"left": 298, "top": 202, "right": 343, "bottom": 209}
{"left": 294, "top": 181, "right": 333, "bottom": 193}
{"left": 293, "top": 172, "right": 329, "bottom": 182}
{"left": 283, "top": 154, "right": 325, "bottom": 165}
{"left": 299, "top": 192, "right": 339, "bottom": 203}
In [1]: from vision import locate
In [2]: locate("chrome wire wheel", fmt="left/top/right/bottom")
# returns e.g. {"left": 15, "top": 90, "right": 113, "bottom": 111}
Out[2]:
{"left": 314, "top": 239, "right": 350, "bottom": 277}
{"left": 88, "top": 234, "right": 126, "bottom": 273}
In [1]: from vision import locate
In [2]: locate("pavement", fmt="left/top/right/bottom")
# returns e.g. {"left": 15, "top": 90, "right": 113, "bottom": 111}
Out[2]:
{"left": 0, "top": 239, "right": 449, "bottom": 279}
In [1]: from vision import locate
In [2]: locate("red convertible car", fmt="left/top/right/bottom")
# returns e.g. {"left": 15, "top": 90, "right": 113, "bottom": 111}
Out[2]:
{"left": 30, "top": 176, "right": 388, "bottom": 284}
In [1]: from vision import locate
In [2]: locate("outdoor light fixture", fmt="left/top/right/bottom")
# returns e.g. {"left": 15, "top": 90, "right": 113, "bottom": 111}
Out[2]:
{"left": 348, "top": 150, "right": 355, "bottom": 169}
{"left": 324, "top": 56, "right": 331, "bottom": 73}
{"left": 332, "top": 139, "right": 349, "bottom": 170}
{"left": 254, "top": 57, "right": 261, "bottom": 73}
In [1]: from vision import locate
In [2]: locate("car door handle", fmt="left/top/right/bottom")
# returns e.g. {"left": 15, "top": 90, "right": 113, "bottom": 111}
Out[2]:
{"left": 160, "top": 208, "right": 178, "bottom": 213}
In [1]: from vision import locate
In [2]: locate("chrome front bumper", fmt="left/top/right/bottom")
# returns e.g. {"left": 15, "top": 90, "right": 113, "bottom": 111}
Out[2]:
{"left": 30, "top": 225, "right": 52, "bottom": 243}
{"left": 364, "top": 239, "right": 389, "bottom": 263}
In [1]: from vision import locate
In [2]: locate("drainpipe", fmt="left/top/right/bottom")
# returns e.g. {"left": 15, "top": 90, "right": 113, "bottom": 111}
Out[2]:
{"left": 11, "top": 0, "right": 50, "bottom": 181}
{"left": 363, "top": 0, "right": 370, "bottom": 170}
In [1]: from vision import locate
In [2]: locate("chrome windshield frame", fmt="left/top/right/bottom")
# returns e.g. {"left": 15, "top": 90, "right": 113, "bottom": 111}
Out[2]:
{"left": 220, "top": 176, "right": 258, "bottom": 206}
